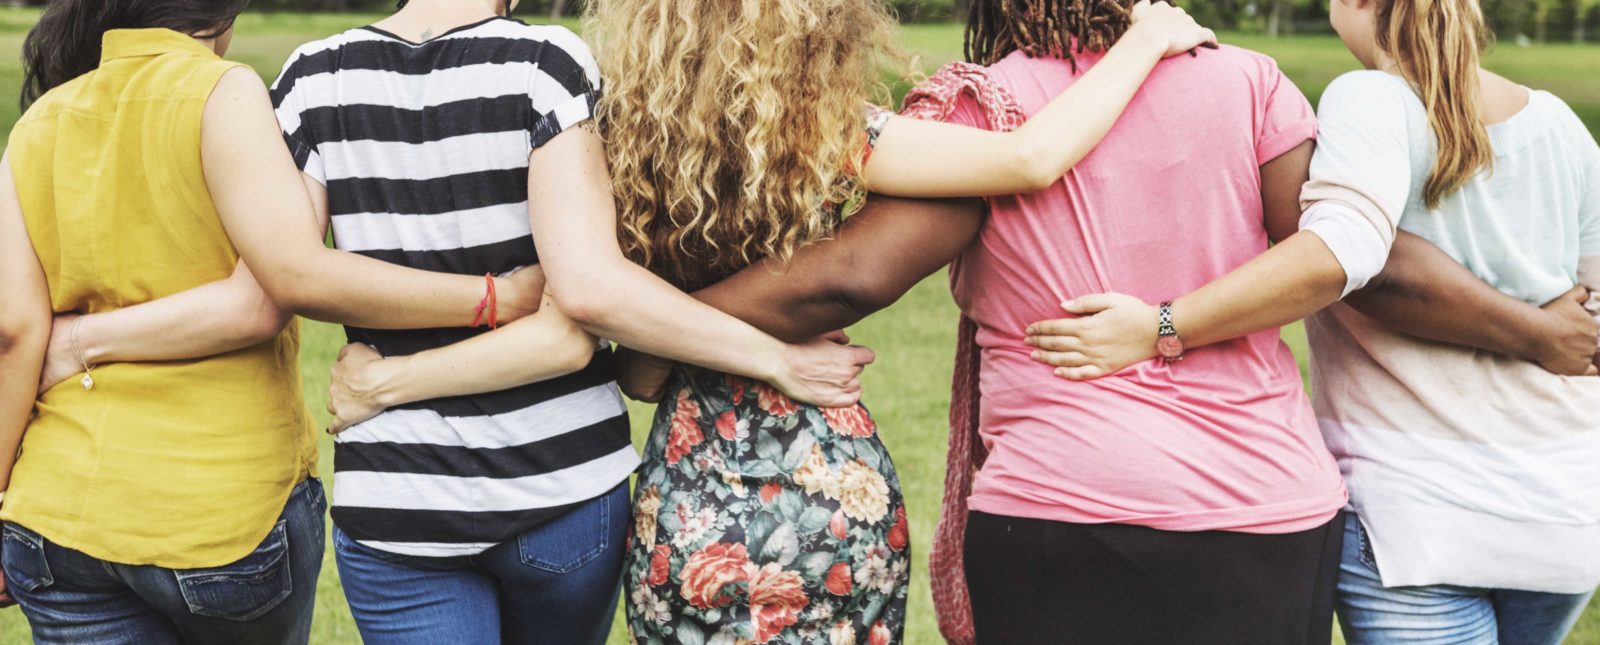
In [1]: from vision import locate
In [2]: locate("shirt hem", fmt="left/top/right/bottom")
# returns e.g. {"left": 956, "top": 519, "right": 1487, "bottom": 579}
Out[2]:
{"left": 968, "top": 485, "right": 1348, "bottom": 535}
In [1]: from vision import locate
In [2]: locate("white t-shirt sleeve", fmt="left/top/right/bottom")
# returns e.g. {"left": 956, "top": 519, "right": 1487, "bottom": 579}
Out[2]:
{"left": 1299, "top": 72, "right": 1415, "bottom": 297}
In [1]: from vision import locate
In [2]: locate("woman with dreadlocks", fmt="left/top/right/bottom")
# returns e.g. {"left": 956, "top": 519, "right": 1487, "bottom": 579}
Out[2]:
{"left": 609, "top": 0, "right": 1595, "bottom": 642}
{"left": 584, "top": 0, "right": 1218, "bottom": 642}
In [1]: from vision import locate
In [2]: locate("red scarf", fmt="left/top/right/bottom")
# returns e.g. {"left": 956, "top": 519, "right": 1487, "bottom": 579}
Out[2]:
{"left": 900, "top": 62, "right": 1026, "bottom": 645}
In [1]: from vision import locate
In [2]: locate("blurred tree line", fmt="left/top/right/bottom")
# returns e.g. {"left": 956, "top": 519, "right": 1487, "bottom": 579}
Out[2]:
{"left": 10, "top": 0, "right": 1596, "bottom": 43}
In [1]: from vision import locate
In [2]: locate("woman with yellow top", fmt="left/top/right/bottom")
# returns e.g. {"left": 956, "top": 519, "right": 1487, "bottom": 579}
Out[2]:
{"left": 0, "top": 1, "right": 878, "bottom": 642}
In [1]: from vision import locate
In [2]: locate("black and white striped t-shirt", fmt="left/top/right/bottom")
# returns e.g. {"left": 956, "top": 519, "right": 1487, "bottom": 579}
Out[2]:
{"left": 269, "top": 17, "right": 637, "bottom": 558}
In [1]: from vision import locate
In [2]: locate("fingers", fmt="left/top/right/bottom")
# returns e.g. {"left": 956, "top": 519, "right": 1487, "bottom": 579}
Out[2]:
{"left": 336, "top": 343, "right": 356, "bottom": 361}
{"left": 1027, "top": 317, "right": 1086, "bottom": 337}
{"left": 850, "top": 345, "right": 877, "bottom": 366}
{"left": 1032, "top": 350, "right": 1090, "bottom": 367}
{"left": 1054, "top": 365, "right": 1106, "bottom": 380}
{"left": 1062, "top": 294, "right": 1115, "bottom": 315}
{"left": 822, "top": 381, "right": 864, "bottom": 408}
{"left": 821, "top": 330, "right": 852, "bottom": 345}
{"left": 1586, "top": 364, "right": 1598, "bottom": 377}
{"left": 1026, "top": 333, "right": 1084, "bottom": 352}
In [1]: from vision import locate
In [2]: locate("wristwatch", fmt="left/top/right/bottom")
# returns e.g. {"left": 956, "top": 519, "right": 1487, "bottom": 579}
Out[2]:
{"left": 1157, "top": 301, "right": 1185, "bottom": 363}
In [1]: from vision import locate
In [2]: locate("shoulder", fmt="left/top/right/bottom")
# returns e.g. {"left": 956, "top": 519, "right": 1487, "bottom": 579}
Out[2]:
{"left": 1529, "top": 90, "right": 1591, "bottom": 137}
{"left": 1175, "top": 44, "right": 1288, "bottom": 83}
{"left": 483, "top": 20, "right": 595, "bottom": 64}
{"left": 15, "top": 73, "right": 94, "bottom": 126}
{"left": 1528, "top": 90, "right": 1600, "bottom": 161}
{"left": 1319, "top": 70, "right": 1414, "bottom": 112}
{"left": 208, "top": 66, "right": 274, "bottom": 115}
{"left": 481, "top": 20, "right": 599, "bottom": 86}
{"left": 281, "top": 28, "right": 375, "bottom": 68}
{"left": 271, "top": 29, "right": 372, "bottom": 93}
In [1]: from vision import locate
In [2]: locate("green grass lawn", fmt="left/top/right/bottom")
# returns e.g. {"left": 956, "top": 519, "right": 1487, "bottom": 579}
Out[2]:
{"left": 0, "top": 8, "right": 1596, "bottom": 644}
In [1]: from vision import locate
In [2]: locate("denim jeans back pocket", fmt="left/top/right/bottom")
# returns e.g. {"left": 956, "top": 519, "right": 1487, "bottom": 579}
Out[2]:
{"left": 1, "top": 524, "right": 53, "bottom": 593}
{"left": 174, "top": 519, "right": 293, "bottom": 622}
{"left": 518, "top": 490, "right": 614, "bottom": 574}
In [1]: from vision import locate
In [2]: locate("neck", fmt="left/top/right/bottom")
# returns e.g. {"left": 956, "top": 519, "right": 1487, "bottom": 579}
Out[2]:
{"left": 187, "top": 31, "right": 224, "bottom": 55}
{"left": 1371, "top": 48, "right": 1398, "bottom": 74}
{"left": 394, "top": 0, "right": 506, "bottom": 24}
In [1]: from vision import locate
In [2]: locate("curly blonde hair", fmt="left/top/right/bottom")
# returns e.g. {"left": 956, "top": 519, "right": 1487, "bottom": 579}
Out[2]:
{"left": 585, "top": 0, "right": 899, "bottom": 291}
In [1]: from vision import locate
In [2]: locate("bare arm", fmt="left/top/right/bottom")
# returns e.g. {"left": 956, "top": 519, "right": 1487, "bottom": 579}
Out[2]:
{"left": 0, "top": 155, "right": 50, "bottom": 492}
{"left": 202, "top": 67, "right": 540, "bottom": 330}
{"left": 1024, "top": 140, "right": 1347, "bottom": 377}
{"left": 323, "top": 273, "right": 597, "bottom": 431}
{"left": 1344, "top": 237, "right": 1598, "bottom": 375}
{"left": 36, "top": 260, "right": 290, "bottom": 392}
{"left": 528, "top": 124, "right": 874, "bottom": 407}
{"left": 864, "top": 2, "right": 1216, "bottom": 197}
{"left": 617, "top": 195, "right": 985, "bottom": 401}
{"left": 691, "top": 196, "right": 986, "bottom": 341}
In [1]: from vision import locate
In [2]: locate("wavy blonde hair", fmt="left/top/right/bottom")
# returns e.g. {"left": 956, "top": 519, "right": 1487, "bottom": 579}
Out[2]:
{"left": 585, "top": 0, "right": 898, "bottom": 291}
{"left": 1376, "top": 0, "right": 1494, "bottom": 208}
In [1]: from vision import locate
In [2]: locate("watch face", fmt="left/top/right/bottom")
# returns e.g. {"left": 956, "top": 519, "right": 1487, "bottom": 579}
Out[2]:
{"left": 1157, "top": 336, "right": 1184, "bottom": 359}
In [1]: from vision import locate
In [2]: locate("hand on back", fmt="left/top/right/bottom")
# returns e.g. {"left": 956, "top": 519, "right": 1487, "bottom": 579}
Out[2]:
{"left": 769, "top": 336, "right": 876, "bottom": 409}
{"left": 1026, "top": 293, "right": 1160, "bottom": 380}
{"left": 1128, "top": 0, "right": 1220, "bottom": 59}
{"left": 326, "top": 343, "right": 390, "bottom": 434}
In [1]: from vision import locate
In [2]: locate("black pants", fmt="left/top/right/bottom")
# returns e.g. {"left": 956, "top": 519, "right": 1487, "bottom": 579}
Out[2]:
{"left": 964, "top": 510, "right": 1344, "bottom": 645}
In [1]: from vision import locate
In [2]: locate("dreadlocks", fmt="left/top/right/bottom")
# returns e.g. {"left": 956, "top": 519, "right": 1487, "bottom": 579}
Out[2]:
{"left": 965, "top": 0, "right": 1167, "bottom": 68}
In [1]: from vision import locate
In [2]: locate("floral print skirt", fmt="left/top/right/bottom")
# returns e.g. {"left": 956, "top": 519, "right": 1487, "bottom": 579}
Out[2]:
{"left": 625, "top": 368, "right": 910, "bottom": 645}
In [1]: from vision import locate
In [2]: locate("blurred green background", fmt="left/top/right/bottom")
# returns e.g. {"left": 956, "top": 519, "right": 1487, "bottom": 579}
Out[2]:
{"left": 0, "top": 5, "right": 1595, "bottom": 644}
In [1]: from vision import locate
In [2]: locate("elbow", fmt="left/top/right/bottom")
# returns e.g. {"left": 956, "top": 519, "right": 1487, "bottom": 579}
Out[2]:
{"left": 556, "top": 292, "right": 608, "bottom": 330}
{"left": 252, "top": 264, "right": 320, "bottom": 318}
{"left": 828, "top": 271, "right": 901, "bottom": 319}
{"left": 238, "top": 302, "right": 293, "bottom": 346}
{"left": 1010, "top": 142, "right": 1067, "bottom": 193}
{"left": 558, "top": 336, "right": 598, "bottom": 376}
{"left": 0, "top": 307, "right": 49, "bottom": 356}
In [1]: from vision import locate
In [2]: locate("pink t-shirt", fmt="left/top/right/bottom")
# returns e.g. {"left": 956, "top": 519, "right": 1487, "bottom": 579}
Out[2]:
{"left": 948, "top": 47, "right": 1346, "bottom": 534}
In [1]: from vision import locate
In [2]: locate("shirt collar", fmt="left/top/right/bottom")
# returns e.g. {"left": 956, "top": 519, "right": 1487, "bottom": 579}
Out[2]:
{"left": 100, "top": 28, "right": 219, "bottom": 64}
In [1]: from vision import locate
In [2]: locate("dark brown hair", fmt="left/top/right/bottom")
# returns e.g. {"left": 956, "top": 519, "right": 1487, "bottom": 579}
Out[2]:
{"left": 21, "top": 0, "right": 252, "bottom": 111}
{"left": 965, "top": 0, "right": 1168, "bottom": 68}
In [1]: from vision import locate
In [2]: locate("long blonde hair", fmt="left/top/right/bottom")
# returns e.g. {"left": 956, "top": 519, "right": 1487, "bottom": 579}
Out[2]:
{"left": 1375, "top": 0, "right": 1494, "bottom": 208}
{"left": 585, "top": 0, "right": 898, "bottom": 291}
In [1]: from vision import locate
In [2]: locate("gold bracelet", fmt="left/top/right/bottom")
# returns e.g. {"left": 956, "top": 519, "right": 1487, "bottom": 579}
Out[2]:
{"left": 70, "top": 315, "right": 95, "bottom": 390}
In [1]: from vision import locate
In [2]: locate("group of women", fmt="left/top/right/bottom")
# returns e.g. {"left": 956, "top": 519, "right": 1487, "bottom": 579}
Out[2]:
{"left": 0, "top": 0, "right": 1593, "bottom": 642}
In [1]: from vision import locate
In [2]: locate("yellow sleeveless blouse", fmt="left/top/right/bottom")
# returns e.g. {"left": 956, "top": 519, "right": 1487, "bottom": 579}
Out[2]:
{"left": 0, "top": 29, "right": 318, "bottom": 568}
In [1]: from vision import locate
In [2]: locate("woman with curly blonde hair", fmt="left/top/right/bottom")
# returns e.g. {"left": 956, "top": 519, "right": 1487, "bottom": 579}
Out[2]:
{"left": 585, "top": 0, "right": 1215, "bottom": 641}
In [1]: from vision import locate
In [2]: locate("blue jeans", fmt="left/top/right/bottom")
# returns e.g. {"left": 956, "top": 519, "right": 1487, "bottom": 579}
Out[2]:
{"left": 2, "top": 478, "right": 326, "bottom": 645}
{"left": 1337, "top": 513, "right": 1595, "bottom": 645}
{"left": 333, "top": 482, "right": 627, "bottom": 645}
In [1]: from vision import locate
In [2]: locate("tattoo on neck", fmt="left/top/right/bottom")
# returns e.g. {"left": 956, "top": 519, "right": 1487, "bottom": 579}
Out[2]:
{"left": 419, "top": 27, "right": 436, "bottom": 41}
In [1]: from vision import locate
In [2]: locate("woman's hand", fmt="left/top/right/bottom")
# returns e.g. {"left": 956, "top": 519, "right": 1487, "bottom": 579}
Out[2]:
{"left": 1127, "top": 0, "right": 1219, "bottom": 59}
{"left": 38, "top": 314, "right": 83, "bottom": 394}
{"left": 1026, "top": 294, "right": 1160, "bottom": 380}
{"left": 616, "top": 347, "right": 676, "bottom": 403}
{"left": 1530, "top": 285, "right": 1600, "bottom": 376}
{"left": 767, "top": 337, "right": 876, "bottom": 408}
{"left": 327, "top": 343, "right": 396, "bottom": 434}
{"left": 493, "top": 265, "right": 548, "bottom": 325}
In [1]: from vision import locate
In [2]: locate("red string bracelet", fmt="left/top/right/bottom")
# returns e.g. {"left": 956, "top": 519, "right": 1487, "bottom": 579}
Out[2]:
{"left": 485, "top": 273, "right": 498, "bottom": 330}
{"left": 470, "top": 273, "right": 498, "bottom": 329}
